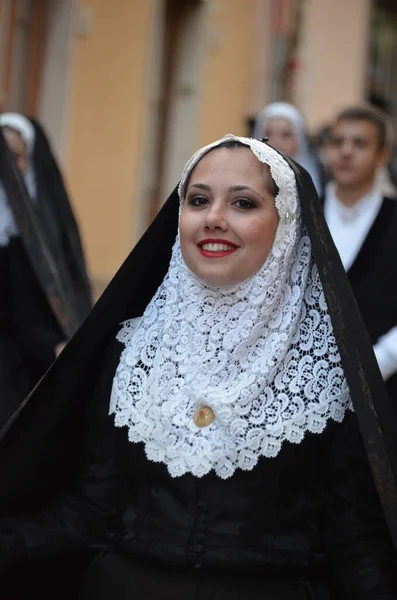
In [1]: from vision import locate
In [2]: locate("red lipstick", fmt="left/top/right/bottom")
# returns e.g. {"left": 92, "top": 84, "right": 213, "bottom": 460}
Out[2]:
{"left": 197, "top": 238, "right": 239, "bottom": 258}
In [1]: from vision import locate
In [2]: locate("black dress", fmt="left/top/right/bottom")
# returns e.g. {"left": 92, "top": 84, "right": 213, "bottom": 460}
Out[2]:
{"left": 1, "top": 339, "right": 395, "bottom": 600}
{"left": 0, "top": 242, "right": 31, "bottom": 425}
{"left": 0, "top": 236, "right": 64, "bottom": 426}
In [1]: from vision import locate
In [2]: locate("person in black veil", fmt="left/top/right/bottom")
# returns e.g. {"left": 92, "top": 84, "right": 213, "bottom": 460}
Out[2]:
{"left": 0, "top": 141, "right": 65, "bottom": 427}
{"left": 0, "top": 135, "right": 396, "bottom": 600}
{"left": 0, "top": 112, "right": 92, "bottom": 328}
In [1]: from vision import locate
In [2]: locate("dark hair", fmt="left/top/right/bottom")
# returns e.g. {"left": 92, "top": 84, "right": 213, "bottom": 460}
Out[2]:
{"left": 333, "top": 106, "right": 388, "bottom": 148}
{"left": 203, "top": 140, "right": 279, "bottom": 197}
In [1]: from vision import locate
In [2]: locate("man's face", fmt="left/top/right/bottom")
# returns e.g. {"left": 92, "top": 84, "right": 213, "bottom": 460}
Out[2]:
{"left": 327, "top": 119, "right": 389, "bottom": 188}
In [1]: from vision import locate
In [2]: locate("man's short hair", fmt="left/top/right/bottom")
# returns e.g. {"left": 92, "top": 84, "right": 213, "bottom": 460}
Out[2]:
{"left": 333, "top": 106, "right": 388, "bottom": 148}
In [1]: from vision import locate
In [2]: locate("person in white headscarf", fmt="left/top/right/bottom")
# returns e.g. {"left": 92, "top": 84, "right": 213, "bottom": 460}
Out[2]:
{"left": 0, "top": 136, "right": 395, "bottom": 599}
{"left": 253, "top": 102, "right": 324, "bottom": 194}
{"left": 0, "top": 113, "right": 41, "bottom": 209}
{"left": 0, "top": 112, "right": 92, "bottom": 325}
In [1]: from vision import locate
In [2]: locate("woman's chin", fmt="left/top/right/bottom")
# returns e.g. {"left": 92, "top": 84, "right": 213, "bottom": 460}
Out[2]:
{"left": 193, "top": 269, "right": 246, "bottom": 288}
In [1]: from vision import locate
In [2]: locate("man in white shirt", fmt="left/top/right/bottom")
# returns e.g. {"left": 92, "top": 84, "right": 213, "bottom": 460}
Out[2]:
{"left": 324, "top": 106, "right": 397, "bottom": 389}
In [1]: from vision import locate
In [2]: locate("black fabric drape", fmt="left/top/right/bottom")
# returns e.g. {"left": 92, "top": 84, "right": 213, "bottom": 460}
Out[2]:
{"left": 0, "top": 237, "right": 64, "bottom": 429}
{"left": 29, "top": 118, "right": 92, "bottom": 321}
{"left": 294, "top": 164, "right": 397, "bottom": 545}
{"left": 0, "top": 129, "right": 83, "bottom": 338}
{"left": 0, "top": 153, "right": 396, "bottom": 552}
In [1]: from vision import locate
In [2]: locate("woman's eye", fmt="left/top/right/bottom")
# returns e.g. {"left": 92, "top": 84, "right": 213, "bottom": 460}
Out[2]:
{"left": 188, "top": 196, "right": 208, "bottom": 207}
{"left": 234, "top": 198, "right": 256, "bottom": 210}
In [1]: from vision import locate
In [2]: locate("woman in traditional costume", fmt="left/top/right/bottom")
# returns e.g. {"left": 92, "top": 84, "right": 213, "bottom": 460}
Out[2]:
{"left": 0, "top": 129, "right": 66, "bottom": 426}
{"left": 253, "top": 102, "right": 325, "bottom": 194}
{"left": 0, "top": 135, "right": 396, "bottom": 600}
{"left": 0, "top": 113, "right": 92, "bottom": 331}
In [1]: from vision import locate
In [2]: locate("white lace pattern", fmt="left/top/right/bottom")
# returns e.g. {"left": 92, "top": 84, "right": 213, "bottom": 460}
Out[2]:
{"left": 110, "top": 135, "right": 351, "bottom": 479}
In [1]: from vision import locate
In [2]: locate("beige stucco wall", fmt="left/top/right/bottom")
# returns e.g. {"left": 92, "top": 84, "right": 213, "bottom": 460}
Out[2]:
{"left": 63, "top": 0, "right": 274, "bottom": 293}
{"left": 37, "top": 0, "right": 75, "bottom": 163}
{"left": 65, "top": 0, "right": 154, "bottom": 292}
{"left": 296, "top": 0, "right": 371, "bottom": 131}
{"left": 197, "top": 0, "right": 273, "bottom": 147}
{"left": 0, "top": 0, "right": 9, "bottom": 109}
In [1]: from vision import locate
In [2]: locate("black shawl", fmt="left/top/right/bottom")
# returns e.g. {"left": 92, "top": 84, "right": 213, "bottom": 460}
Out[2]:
{"left": 29, "top": 118, "right": 92, "bottom": 321}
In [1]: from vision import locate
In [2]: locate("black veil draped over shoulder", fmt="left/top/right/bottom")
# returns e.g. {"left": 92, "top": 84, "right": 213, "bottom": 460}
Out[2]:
{"left": 1, "top": 152, "right": 397, "bottom": 549}
{"left": 29, "top": 118, "right": 92, "bottom": 322}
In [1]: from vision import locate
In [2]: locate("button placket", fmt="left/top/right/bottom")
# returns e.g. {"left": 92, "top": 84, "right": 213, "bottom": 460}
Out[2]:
{"left": 187, "top": 500, "right": 209, "bottom": 567}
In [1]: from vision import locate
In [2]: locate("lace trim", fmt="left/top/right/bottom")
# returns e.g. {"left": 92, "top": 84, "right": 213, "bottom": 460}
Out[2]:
{"left": 110, "top": 135, "right": 351, "bottom": 479}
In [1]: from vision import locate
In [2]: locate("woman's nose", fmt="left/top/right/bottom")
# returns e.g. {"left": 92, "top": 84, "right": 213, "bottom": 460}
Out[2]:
{"left": 204, "top": 204, "right": 227, "bottom": 230}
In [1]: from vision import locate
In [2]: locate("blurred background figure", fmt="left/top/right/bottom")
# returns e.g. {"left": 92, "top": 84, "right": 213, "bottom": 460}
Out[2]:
{"left": 313, "top": 123, "right": 332, "bottom": 180}
{"left": 0, "top": 113, "right": 92, "bottom": 321}
{"left": 252, "top": 102, "right": 325, "bottom": 194}
{"left": 0, "top": 112, "right": 92, "bottom": 425}
{"left": 323, "top": 105, "right": 397, "bottom": 403}
{"left": 0, "top": 130, "right": 66, "bottom": 427}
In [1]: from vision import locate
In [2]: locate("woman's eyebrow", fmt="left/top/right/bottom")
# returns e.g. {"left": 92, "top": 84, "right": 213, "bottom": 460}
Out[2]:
{"left": 228, "top": 185, "right": 255, "bottom": 193}
{"left": 188, "top": 183, "right": 265, "bottom": 201}
{"left": 228, "top": 185, "right": 265, "bottom": 200}
{"left": 188, "top": 183, "right": 211, "bottom": 191}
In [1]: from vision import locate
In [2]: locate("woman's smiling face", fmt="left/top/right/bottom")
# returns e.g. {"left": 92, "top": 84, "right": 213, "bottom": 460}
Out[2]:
{"left": 180, "top": 146, "right": 279, "bottom": 287}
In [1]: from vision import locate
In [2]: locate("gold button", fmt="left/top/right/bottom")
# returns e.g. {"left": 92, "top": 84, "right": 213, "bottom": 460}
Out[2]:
{"left": 193, "top": 406, "right": 215, "bottom": 428}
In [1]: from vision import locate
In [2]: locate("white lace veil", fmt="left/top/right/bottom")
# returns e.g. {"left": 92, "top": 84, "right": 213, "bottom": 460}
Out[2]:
{"left": 110, "top": 134, "right": 351, "bottom": 479}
